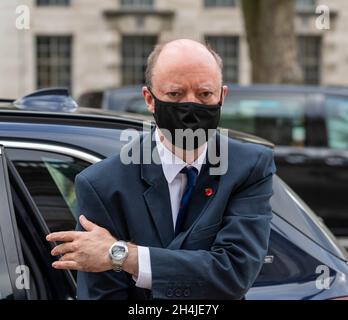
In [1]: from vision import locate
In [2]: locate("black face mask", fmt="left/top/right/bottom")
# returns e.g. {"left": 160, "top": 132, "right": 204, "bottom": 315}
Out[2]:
{"left": 149, "top": 88, "right": 222, "bottom": 150}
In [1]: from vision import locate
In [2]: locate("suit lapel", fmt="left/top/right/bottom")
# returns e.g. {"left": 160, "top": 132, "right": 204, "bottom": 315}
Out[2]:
{"left": 141, "top": 129, "right": 175, "bottom": 247}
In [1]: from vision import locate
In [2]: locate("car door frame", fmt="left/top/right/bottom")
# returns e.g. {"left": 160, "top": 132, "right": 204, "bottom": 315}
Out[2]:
{"left": 0, "top": 145, "right": 29, "bottom": 300}
{"left": 5, "top": 145, "right": 78, "bottom": 299}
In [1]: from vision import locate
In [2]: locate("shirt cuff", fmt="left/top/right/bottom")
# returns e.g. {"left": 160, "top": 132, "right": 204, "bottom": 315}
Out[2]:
{"left": 132, "top": 245, "right": 152, "bottom": 290}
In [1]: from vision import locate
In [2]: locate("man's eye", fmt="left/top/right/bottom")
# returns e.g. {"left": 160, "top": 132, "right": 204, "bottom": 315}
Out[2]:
{"left": 167, "top": 92, "right": 180, "bottom": 98}
{"left": 200, "top": 92, "right": 213, "bottom": 98}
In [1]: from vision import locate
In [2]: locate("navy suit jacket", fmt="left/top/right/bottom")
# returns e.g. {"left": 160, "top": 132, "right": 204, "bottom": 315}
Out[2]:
{"left": 75, "top": 129, "right": 276, "bottom": 300}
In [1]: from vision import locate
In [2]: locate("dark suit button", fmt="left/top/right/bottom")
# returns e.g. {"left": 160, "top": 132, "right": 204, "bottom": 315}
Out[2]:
{"left": 175, "top": 288, "right": 182, "bottom": 297}
{"left": 166, "top": 289, "right": 173, "bottom": 297}
{"left": 183, "top": 288, "right": 191, "bottom": 297}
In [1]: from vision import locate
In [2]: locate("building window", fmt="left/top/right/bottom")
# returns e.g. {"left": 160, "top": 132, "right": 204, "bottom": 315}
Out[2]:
{"left": 298, "top": 36, "right": 321, "bottom": 85}
{"left": 120, "top": 0, "right": 154, "bottom": 8}
{"left": 121, "top": 36, "right": 157, "bottom": 85}
{"left": 36, "top": 36, "right": 72, "bottom": 92}
{"left": 37, "top": 0, "right": 70, "bottom": 6}
{"left": 205, "top": 36, "right": 239, "bottom": 83}
{"left": 295, "top": 0, "right": 317, "bottom": 11}
{"left": 204, "top": 0, "right": 235, "bottom": 7}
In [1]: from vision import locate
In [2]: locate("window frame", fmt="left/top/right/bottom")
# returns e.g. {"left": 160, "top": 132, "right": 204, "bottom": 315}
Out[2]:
{"left": 121, "top": 35, "right": 158, "bottom": 85}
{"left": 120, "top": 0, "right": 154, "bottom": 9}
{"left": 295, "top": 0, "right": 317, "bottom": 11}
{"left": 204, "top": 0, "right": 236, "bottom": 8}
{"left": 36, "top": 35, "right": 73, "bottom": 94}
{"left": 298, "top": 35, "right": 322, "bottom": 85}
{"left": 205, "top": 35, "right": 240, "bottom": 83}
{"left": 36, "top": 0, "right": 70, "bottom": 6}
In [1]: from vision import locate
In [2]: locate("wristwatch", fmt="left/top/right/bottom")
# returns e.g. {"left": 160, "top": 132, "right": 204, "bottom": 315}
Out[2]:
{"left": 108, "top": 240, "right": 128, "bottom": 272}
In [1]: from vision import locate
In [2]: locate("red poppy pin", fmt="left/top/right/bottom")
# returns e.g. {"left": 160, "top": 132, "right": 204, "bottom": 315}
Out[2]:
{"left": 204, "top": 187, "right": 213, "bottom": 197}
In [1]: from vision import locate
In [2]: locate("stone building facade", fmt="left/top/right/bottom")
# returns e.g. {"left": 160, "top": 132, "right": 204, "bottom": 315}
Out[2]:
{"left": 0, "top": 0, "right": 347, "bottom": 99}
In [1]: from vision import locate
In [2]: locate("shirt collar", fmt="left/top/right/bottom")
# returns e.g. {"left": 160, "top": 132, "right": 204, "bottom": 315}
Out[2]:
{"left": 155, "top": 128, "right": 207, "bottom": 184}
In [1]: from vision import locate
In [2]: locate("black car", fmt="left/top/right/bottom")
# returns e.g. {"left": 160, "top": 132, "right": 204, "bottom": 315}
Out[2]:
{"left": 92, "top": 84, "right": 348, "bottom": 243}
{"left": 1, "top": 89, "right": 348, "bottom": 300}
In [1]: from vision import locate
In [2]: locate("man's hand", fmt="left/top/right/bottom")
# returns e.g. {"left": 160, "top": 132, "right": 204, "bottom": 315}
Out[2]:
{"left": 46, "top": 215, "right": 138, "bottom": 276}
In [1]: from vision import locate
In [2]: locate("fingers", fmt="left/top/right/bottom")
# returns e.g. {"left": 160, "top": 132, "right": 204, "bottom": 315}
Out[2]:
{"left": 46, "top": 231, "right": 80, "bottom": 243}
{"left": 58, "top": 253, "right": 75, "bottom": 261}
{"left": 51, "top": 242, "right": 77, "bottom": 256}
{"left": 52, "top": 261, "right": 80, "bottom": 270}
{"left": 79, "top": 215, "right": 97, "bottom": 232}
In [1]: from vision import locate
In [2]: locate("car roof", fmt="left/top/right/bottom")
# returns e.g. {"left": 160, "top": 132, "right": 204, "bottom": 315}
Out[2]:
{"left": 0, "top": 104, "right": 274, "bottom": 148}
{"left": 225, "top": 84, "right": 348, "bottom": 96}
{"left": 98, "top": 83, "right": 348, "bottom": 96}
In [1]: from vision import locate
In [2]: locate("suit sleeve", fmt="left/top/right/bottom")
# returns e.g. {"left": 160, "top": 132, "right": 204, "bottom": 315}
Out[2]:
{"left": 74, "top": 173, "right": 131, "bottom": 300}
{"left": 148, "top": 147, "right": 276, "bottom": 300}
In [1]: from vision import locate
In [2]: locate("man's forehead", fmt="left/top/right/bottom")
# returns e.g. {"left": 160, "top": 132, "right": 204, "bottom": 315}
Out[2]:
{"left": 159, "top": 82, "right": 219, "bottom": 91}
{"left": 155, "top": 41, "right": 220, "bottom": 72}
{"left": 153, "top": 54, "right": 221, "bottom": 86}
{"left": 159, "top": 39, "right": 215, "bottom": 59}
{"left": 151, "top": 40, "right": 222, "bottom": 89}
{"left": 157, "top": 52, "right": 218, "bottom": 71}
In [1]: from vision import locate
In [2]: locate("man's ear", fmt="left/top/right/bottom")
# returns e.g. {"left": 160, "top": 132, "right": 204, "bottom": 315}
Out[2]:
{"left": 220, "top": 85, "right": 229, "bottom": 106}
{"left": 142, "top": 86, "right": 155, "bottom": 114}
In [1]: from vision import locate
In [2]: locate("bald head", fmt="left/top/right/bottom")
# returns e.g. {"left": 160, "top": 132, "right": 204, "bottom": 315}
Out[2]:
{"left": 142, "top": 38, "right": 228, "bottom": 118}
{"left": 145, "top": 39, "right": 223, "bottom": 88}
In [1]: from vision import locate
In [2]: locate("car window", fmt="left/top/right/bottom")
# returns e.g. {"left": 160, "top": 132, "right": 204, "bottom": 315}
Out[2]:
{"left": 325, "top": 95, "right": 348, "bottom": 150}
{"left": 253, "top": 229, "right": 322, "bottom": 287}
{"left": 103, "top": 86, "right": 143, "bottom": 111}
{"left": 127, "top": 97, "right": 148, "bottom": 115}
{"left": 6, "top": 148, "right": 91, "bottom": 233}
{"left": 271, "top": 175, "right": 348, "bottom": 261}
{"left": 220, "top": 92, "right": 307, "bottom": 146}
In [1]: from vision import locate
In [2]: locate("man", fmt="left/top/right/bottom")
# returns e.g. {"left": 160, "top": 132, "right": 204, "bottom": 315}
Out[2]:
{"left": 46, "top": 39, "right": 276, "bottom": 300}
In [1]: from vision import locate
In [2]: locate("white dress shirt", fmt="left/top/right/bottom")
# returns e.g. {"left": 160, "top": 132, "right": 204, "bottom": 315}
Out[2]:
{"left": 132, "top": 128, "right": 207, "bottom": 289}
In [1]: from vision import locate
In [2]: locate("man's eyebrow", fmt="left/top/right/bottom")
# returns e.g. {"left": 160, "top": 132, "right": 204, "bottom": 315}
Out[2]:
{"left": 162, "top": 85, "right": 185, "bottom": 91}
{"left": 196, "top": 84, "right": 218, "bottom": 91}
{"left": 160, "top": 84, "right": 218, "bottom": 92}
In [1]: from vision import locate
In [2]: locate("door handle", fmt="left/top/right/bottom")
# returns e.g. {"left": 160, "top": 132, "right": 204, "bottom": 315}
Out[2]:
{"left": 285, "top": 154, "right": 307, "bottom": 164}
{"left": 325, "top": 156, "right": 347, "bottom": 166}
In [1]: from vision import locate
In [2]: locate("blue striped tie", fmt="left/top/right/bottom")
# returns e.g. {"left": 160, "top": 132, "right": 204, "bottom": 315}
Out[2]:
{"left": 175, "top": 166, "right": 198, "bottom": 236}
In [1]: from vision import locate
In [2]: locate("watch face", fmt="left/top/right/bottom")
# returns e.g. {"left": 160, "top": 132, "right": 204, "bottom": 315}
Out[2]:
{"left": 111, "top": 245, "right": 126, "bottom": 260}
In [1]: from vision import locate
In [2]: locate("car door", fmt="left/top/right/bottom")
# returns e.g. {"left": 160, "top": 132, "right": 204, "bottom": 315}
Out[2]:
{"left": 312, "top": 94, "right": 348, "bottom": 239}
{"left": 0, "top": 145, "right": 29, "bottom": 300}
{"left": 274, "top": 92, "right": 326, "bottom": 219}
{"left": 0, "top": 145, "right": 77, "bottom": 300}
